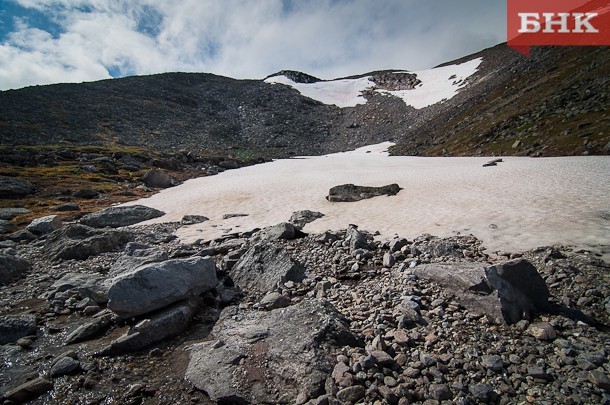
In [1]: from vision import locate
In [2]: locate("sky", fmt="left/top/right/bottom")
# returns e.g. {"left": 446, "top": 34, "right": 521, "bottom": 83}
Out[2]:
{"left": 0, "top": 0, "right": 506, "bottom": 91}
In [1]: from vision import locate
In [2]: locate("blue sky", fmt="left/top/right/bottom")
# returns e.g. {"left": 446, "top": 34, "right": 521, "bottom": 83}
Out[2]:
{"left": 0, "top": 0, "right": 506, "bottom": 91}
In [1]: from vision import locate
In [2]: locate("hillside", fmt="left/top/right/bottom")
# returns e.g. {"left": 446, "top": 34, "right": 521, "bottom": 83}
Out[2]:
{"left": 0, "top": 43, "right": 608, "bottom": 160}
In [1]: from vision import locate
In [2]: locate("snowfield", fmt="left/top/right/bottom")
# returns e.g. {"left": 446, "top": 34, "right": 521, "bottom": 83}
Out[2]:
{"left": 124, "top": 143, "right": 610, "bottom": 260}
{"left": 264, "top": 58, "right": 483, "bottom": 109}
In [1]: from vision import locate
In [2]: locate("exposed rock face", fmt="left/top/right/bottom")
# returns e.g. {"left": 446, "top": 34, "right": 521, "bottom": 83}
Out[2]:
{"left": 26, "top": 215, "right": 63, "bottom": 235}
{"left": 79, "top": 205, "right": 165, "bottom": 228}
{"left": 370, "top": 71, "right": 421, "bottom": 91}
{"left": 255, "top": 222, "right": 298, "bottom": 241}
{"left": 0, "top": 314, "right": 37, "bottom": 344}
{"left": 267, "top": 70, "right": 322, "bottom": 83}
{"left": 43, "top": 224, "right": 132, "bottom": 261}
{"left": 181, "top": 215, "right": 209, "bottom": 225}
{"left": 185, "top": 299, "right": 362, "bottom": 404}
{"left": 326, "top": 183, "right": 401, "bottom": 202}
{"left": 230, "top": 243, "right": 306, "bottom": 296}
{"left": 107, "top": 257, "right": 218, "bottom": 319}
{"left": 101, "top": 298, "right": 201, "bottom": 354}
{"left": 0, "top": 251, "right": 31, "bottom": 285}
{"left": 142, "top": 169, "right": 174, "bottom": 188}
{"left": 290, "top": 210, "right": 325, "bottom": 229}
{"left": 0, "top": 176, "right": 35, "bottom": 197}
{"left": 412, "top": 259, "right": 551, "bottom": 324}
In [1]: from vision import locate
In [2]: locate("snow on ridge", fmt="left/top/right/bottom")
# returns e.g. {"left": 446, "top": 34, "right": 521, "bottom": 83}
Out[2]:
{"left": 264, "top": 57, "right": 483, "bottom": 110}
{"left": 264, "top": 75, "right": 374, "bottom": 108}
{"left": 378, "top": 57, "right": 483, "bottom": 109}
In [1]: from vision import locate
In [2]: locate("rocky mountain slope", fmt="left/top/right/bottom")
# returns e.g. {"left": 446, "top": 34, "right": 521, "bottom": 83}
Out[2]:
{"left": 0, "top": 44, "right": 608, "bottom": 160}
{"left": 1, "top": 210, "right": 608, "bottom": 404}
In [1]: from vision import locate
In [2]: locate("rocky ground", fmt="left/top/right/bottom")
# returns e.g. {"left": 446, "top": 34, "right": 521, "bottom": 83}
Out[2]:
{"left": 0, "top": 205, "right": 609, "bottom": 404}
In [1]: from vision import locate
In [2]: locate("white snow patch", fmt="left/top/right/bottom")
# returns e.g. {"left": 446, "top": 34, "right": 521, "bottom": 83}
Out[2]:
{"left": 378, "top": 57, "right": 483, "bottom": 109}
{"left": 264, "top": 57, "right": 483, "bottom": 110}
{"left": 122, "top": 143, "right": 610, "bottom": 259}
{"left": 264, "top": 75, "right": 374, "bottom": 108}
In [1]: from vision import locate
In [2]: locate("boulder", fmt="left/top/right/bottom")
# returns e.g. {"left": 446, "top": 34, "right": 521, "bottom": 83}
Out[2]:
{"left": 49, "top": 272, "right": 107, "bottom": 304}
{"left": 0, "top": 219, "right": 14, "bottom": 233}
{"left": 142, "top": 169, "right": 174, "bottom": 188}
{"left": 0, "top": 251, "right": 31, "bottom": 285}
{"left": 79, "top": 205, "right": 165, "bottom": 228}
{"left": 0, "top": 314, "right": 37, "bottom": 344}
{"left": 43, "top": 224, "right": 132, "bottom": 261}
{"left": 230, "top": 243, "right": 306, "bottom": 296}
{"left": 107, "top": 256, "right": 218, "bottom": 319}
{"left": 0, "top": 207, "right": 30, "bottom": 220}
{"left": 256, "top": 222, "right": 298, "bottom": 241}
{"left": 4, "top": 377, "right": 53, "bottom": 403}
{"left": 100, "top": 298, "right": 200, "bottom": 355}
{"left": 412, "top": 259, "right": 550, "bottom": 324}
{"left": 185, "top": 299, "right": 362, "bottom": 404}
{"left": 345, "top": 225, "right": 371, "bottom": 253}
{"left": 289, "top": 210, "right": 325, "bottom": 229}
{"left": 326, "top": 183, "right": 401, "bottom": 202}
{"left": 65, "top": 313, "right": 114, "bottom": 344}
{"left": 181, "top": 215, "right": 209, "bottom": 225}
{"left": 0, "top": 176, "right": 35, "bottom": 197}
{"left": 110, "top": 245, "right": 168, "bottom": 277}
{"left": 26, "top": 215, "right": 63, "bottom": 235}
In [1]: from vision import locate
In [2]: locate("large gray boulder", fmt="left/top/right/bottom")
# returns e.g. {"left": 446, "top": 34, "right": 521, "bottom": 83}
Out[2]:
{"left": 43, "top": 224, "right": 132, "bottom": 261}
{"left": 289, "top": 210, "right": 325, "bottom": 229}
{"left": 412, "top": 259, "right": 550, "bottom": 324}
{"left": 0, "top": 314, "right": 37, "bottom": 344}
{"left": 0, "top": 176, "right": 35, "bottom": 197}
{"left": 26, "top": 215, "right": 63, "bottom": 235}
{"left": 79, "top": 205, "right": 165, "bottom": 228}
{"left": 256, "top": 222, "right": 297, "bottom": 241}
{"left": 230, "top": 243, "right": 306, "bottom": 297}
{"left": 107, "top": 257, "right": 218, "bottom": 319}
{"left": 326, "top": 183, "right": 401, "bottom": 202}
{"left": 100, "top": 298, "right": 200, "bottom": 355}
{"left": 0, "top": 251, "right": 31, "bottom": 285}
{"left": 142, "top": 169, "right": 174, "bottom": 188}
{"left": 186, "top": 299, "right": 362, "bottom": 404}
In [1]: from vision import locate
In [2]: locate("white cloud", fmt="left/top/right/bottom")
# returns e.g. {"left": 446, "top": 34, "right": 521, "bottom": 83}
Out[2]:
{"left": 0, "top": 0, "right": 506, "bottom": 90}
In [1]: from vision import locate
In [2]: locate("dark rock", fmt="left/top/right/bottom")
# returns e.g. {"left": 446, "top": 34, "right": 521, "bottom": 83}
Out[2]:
{"left": 181, "top": 215, "right": 209, "bottom": 225}
{"left": 80, "top": 205, "right": 165, "bottom": 228}
{"left": 259, "top": 292, "right": 291, "bottom": 310}
{"left": 65, "top": 314, "right": 113, "bottom": 344}
{"left": 50, "top": 356, "right": 80, "bottom": 378}
{"left": 51, "top": 203, "right": 81, "bottom": 212}
{"left": 588, "top": 369, "right": 610, "bottom": 391}
{"left": 527, "top": 366, "right": 552, "bottom": 381}
{"left": 429, "top": 383, "right": 452, "bottom": 401}
{"left": 0, "top": 251, "right": 31, "bottom": 285}
{"left": 101, "top": 298, "right": 200, "bottom": 354}
{"left": 107, "top": 256, "right": 218, "bottom": 319}
{"left": 49, "top": 272, "right": 107, "bottom": 303}
{"left": 256, "top": 222, "right": 298, "bottom": 241}
{"left": 218, "top": 160, "right": 240, "bottom": 169}
{"left": 326, "top": 183, "right": 401, "bottom": 202}
{"left": 73, "top": 189, "right": 99, "bottom": 199}
{"left": 8, "top": 229, "right": 37, "bottom": 242}
{"left": 43, "top": 224, "right": 132, "bottom": 261}
{"left": 230, "top": 243, "right": 306, "bottom": 296}
{"left": 485, "top": 259, "right": 551, "bottom": 323}
{"left": 413, "top": 259, "right": 550, "bottom": 324}
{"left": 186, "top": 299, "right": 362, "bottom": 404}
{"left": 0, "top": 314, "right": 37, "bottom": 344}
{"left": 481, "top": 354, "right": 504, "bottom": 372}
{"left": 290, "top": 210, "right": 325, "bottom": 229}
{"left": 4, "top": 377, "right": 53, "bottom": 402}
{"left": 0, "top": 176, "right": 35, "bottom": 197}
{"left": 26, "top": 215, "right": 63, "bottom": 235}
{"left": 0, "top": 219, "right": 14, "bottom": 233}
{"left": 0, "top": 207, "right": 30, "bottom": 220}
{"left": 345, "top": 225, "right": 371, "bottom": 253}
{"left": 222, "top": 213, "right": 249, "bottom": 219}
{"left": 336, "top": 385, "right": 366, "bottom": 403}
{"left": 469, "top": 383, "right": 494, "bottom": 401}
{"left": 142, "top": 169, "right": 174, "bottom": 188}
{"left": 389, "top": 237, "right": 409, "bottom": 252}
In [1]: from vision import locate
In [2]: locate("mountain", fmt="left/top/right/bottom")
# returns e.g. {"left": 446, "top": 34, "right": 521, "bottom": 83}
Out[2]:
{"left": 1, "top": 43, "right": 608, "bottom": 159}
